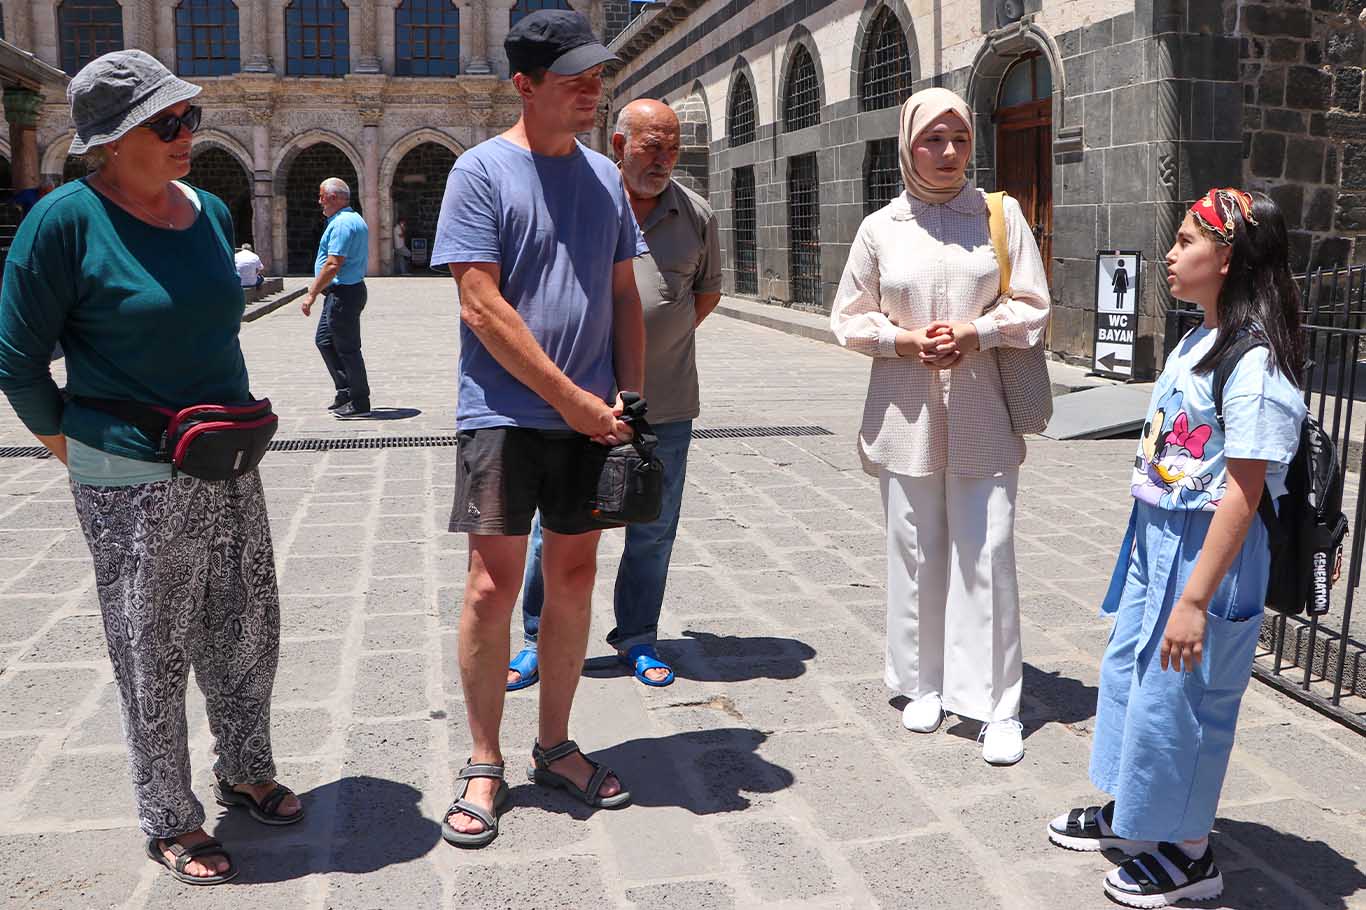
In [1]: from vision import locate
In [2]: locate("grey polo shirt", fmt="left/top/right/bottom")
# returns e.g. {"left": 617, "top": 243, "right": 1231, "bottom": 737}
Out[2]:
{"left": 636, "top": 179, "right": 722, "bottom": 424}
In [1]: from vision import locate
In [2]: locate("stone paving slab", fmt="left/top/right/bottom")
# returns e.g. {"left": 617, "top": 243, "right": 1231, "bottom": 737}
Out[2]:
{"left": 0, "top": 278, "right": 1363, "bottom": 909}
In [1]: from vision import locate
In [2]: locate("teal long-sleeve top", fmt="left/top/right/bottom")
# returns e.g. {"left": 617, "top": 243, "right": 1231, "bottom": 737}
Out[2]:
{"left": 0, "top": 179, "right": 251, "bottom": 461}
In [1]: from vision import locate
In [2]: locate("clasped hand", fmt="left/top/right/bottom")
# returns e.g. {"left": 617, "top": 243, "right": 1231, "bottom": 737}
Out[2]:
{"left": 893, "top": 320, "right": 978, "bottom": 369}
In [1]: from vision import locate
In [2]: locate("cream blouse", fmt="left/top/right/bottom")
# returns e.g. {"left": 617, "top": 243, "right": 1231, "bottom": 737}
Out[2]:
{"left": 830, "top": 185, "right": 1051, "bottom": 478}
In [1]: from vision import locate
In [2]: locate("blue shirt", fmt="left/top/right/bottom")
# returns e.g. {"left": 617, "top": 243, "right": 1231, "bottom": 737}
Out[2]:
{"left": 316, "top": 207, "right": 368, "bottom": 285}
{"left": 1131, "top": 326, "right": 1306, "bottom": 511}
{"left": 431, "top": 137, "right": 647, "bottom": 431}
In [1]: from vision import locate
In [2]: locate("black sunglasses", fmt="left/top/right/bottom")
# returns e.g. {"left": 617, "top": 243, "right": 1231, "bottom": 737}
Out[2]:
{"left": 140, "top": 105, "right": 202, "bottom": 142}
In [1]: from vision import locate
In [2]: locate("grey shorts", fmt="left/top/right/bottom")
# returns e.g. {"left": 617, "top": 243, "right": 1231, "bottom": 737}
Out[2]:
{"left": 449, "top": 427, "right": 617, "bottom": 536}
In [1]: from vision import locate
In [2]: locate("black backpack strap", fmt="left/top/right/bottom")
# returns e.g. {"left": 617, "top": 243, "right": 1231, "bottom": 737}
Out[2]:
{"left": 70, "top": 396, "right": 171, "bottom": 440}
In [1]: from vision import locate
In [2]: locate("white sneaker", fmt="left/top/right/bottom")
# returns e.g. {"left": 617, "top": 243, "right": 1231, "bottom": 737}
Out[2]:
{"left": 980, "top": 718, "right": 1024, "bottom": 765}
{"left": 901, "top": 692, "right": 943, "bottom": 733}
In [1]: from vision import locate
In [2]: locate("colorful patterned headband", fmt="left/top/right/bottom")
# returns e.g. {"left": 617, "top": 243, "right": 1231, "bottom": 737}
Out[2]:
{"left": 1190, "top": 188, "right": 1258, "bottom": 244}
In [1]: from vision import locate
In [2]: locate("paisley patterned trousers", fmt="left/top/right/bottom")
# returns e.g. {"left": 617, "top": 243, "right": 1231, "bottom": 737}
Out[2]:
{"left": 71, "top": 470, "right": 281, "bottom": 838}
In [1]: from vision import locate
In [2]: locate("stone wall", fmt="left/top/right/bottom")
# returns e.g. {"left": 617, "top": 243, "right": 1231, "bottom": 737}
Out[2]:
{"left": 670, "top": 91, "right": 711, "bottom": 196}
{"left": 1240, "top": 0, "right": 1366, "bottom": 269}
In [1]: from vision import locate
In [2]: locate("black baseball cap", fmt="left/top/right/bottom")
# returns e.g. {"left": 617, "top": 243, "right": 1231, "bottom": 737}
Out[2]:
{"left": 505, "top": 10, "right": 618, "bottom": 76}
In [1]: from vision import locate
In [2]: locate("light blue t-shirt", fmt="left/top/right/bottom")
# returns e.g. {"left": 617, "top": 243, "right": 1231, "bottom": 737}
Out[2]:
{"left": 430, "top": 137, "right": 647, "bottom": 431}
{"left": 1132, "top": 326, "right": 1306, "bottom": 511}
{"left": 315, "top": 207, "right": 369, "bottom": 285}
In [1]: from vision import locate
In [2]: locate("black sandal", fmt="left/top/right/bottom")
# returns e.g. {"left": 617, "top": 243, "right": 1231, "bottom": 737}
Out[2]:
{"left": 145, "top": 836, "right": 238, "bottom": 886}
{"left": 441, "top": 761, "right": 509, "bottom": 849}
{"left": 214, "top": 777, "right": 304, "bottom": 826}
{"left": 527, "top": 739, "right": 631, "bottom": 809}
{"left": 1103, "top": 842, "right": 1224, "bottom": 908}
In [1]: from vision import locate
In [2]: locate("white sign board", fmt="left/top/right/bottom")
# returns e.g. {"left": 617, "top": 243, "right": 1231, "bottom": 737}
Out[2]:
{"left": 1093, "top": 251, "right": 1140, "bottom": 378}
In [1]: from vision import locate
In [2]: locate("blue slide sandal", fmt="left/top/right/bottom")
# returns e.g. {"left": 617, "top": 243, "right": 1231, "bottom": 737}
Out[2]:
{"left": 620, "top": 644, "right": 675, "bottom": 687}
{"left": 507, "top": 647, "right": 539, "bottom": 691}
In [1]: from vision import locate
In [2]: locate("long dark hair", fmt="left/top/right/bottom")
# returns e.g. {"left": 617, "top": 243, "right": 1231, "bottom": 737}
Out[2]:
{"left": 1193, "top": 192, "right": 1305, "bottom": 383}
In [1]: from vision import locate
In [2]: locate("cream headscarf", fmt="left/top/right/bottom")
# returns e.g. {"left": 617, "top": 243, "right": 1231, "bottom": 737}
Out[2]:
{"left": 898, "top": 87, "right": 974, "bottom": 205}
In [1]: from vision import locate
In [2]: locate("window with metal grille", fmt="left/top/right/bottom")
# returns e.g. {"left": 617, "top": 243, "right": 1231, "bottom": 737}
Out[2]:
{"left": 788, "top": 154, "right": 822, "bottom": 308}
{"left": 860, "top": 7, "right": 912, "bottom": 111}
{"left": 864, "top": 138, "right": 902, "bottom": 215}
{"left": 175, "top": 0, "right": 241, "bottom": 76}
{"left": 733, "top": 166, "right": 758, "bottom": 295}
{"left": 727, "top": 74, "right": 755, "bottom": 147}
{"left": 629, "top": 1, "right": 652, "bottom": 21}
{"left": 783, "top": 46, "right": 820, "bottom": 132}
{"left": 396, "top": 0, "right": 460, "bottom": 76}
{"left": 510, "top": 0, "right": 574, "bottom": 27}
{"left": 59, "top": 0, "right": 125, "bottom": 76}
{"left": 286, "top": 0, "right": 350, "bottom": 76}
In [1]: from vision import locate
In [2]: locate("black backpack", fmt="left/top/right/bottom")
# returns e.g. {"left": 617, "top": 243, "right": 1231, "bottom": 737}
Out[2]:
{"left": 1213, "top": 334, "right": 1348, "bottom": 616}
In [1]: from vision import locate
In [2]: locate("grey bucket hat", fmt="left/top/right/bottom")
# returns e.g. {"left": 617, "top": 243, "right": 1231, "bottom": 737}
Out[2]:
{"left": 67, "top": 50, "right": 201, "bottom": 154}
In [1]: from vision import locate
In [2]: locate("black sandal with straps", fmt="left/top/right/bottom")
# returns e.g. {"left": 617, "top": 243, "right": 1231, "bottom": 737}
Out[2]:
{"left": 442, "top": 761, "right": 510, "bottom": 849}
{"left": 214, "top": 777, "right": 304, "bottom": 826}
{"left": 527, "top": 739, "right": 631, "bottom": 809}
{"left": 1103, "top": 842, "right": 1224, "bottom": 908}
{"left": 145, "top": 835, "right": 238, "bottom": 885}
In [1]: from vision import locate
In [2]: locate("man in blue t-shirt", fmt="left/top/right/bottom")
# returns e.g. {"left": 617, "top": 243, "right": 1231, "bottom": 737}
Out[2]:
{"left": 301, "top": 177, "right": 371, "bottom": 418}
{"left": 430, "top": 9, "right": 646, "bottom": 849}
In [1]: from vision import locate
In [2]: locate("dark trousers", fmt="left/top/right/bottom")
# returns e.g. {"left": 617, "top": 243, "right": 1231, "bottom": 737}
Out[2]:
{"left": 315, "top": 281, "right": 370, "bottom": 408}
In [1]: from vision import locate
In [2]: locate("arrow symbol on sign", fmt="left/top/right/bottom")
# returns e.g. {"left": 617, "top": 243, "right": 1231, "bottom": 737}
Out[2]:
{"left": 1099, "top": 352, "right": 1132, "bottom": 371}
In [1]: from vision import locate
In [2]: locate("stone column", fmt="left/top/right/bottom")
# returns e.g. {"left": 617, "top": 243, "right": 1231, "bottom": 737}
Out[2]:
{"left": 3, "top": 87, "right": 43, "bottom": 190}
{"left": 360, "top": 105, "right": 382, "bottom": 276}
{"left": 247, "top": 100, "right": 276, "bottom": 273}
{"left": 356, "top": 0, "right": 382, "bottom": 73}
{"left": 462, "top": 1, "right": 492, "bottom": 75}
{"left": 244, "top": 0, "right": 273, "bottom": 72}
{"left": 467, "top": 96, "right": 493, "bottom": 144}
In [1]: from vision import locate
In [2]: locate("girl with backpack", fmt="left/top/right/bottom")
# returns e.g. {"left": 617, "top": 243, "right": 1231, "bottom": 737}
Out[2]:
{"left": 1046, "top": 189, "right": 1306, "bottom": 907}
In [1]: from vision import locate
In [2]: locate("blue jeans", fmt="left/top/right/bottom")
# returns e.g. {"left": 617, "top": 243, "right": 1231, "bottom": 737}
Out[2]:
{"left": 520, "top": 419, "right": 693, "bottom": 653}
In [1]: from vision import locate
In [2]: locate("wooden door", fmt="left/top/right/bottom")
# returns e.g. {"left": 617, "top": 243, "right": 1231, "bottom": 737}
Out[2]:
{"left": 995, "top": 97, "right": 1053, "bottom": 283}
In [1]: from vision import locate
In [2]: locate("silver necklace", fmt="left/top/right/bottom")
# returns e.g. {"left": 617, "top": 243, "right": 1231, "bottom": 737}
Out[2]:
{"left": 98, "top": 175, "right": 181, "bottom": 229}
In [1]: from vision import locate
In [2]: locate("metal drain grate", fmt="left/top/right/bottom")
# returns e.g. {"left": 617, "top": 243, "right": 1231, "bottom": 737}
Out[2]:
{"left": 0, "top": 426, "right": 834, "bottom": 459}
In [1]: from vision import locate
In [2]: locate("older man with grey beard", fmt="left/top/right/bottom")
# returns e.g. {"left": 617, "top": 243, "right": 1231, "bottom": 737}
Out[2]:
{"left": 508, "top": 98, "right": 722, "bottom": 691}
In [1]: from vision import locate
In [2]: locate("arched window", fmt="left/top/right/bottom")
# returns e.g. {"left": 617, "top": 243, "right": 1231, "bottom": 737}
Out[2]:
{"left": 285, "top": 0, "right": 350, "bottom": 76}
{"left": 998, "top": 53, "right": 1052, "bottom": 108}
{"left": 787, "top": 153, "right": 821, "bottom": 308}
{"left": 860, "top": 7, "right": 912, "bottom": 111}
{"left": 732, "top": 166, "right": 757, "bottom": 295}
{"left": 58, "top": 0, "right": 125, "bottom": 76}
{"left": 510, "top": 0, "right": 573, "bottom": 27}
{"left": 396, "top": 0, "right": 460, "bottom": 76}
{"left": 864, "top": 138, "right": 902, "bottom": 214}
{"left": 726, "top": 74, "right": 755, "bottom": 148}
{"left": 783, "top": 46, "right": 820, "bottom": 132}
{"left": 175, "top": 0, "right": 241, "bottom": 76}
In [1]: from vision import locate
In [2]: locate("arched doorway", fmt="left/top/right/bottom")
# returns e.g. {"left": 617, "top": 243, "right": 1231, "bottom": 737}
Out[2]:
{"left": 285, "top": 144, "right": 360, "bottom": 275}
{"left": 63, "top": 156, "right": 89, "bottom": 184}
{"left": 994, "top": 54, "right": 1053, "bottom": 279}
{"left": 389, "top": 142, "right": 456, "bottom": 274}
{"left": 188, "top": 147, "right": 252, "bottom": 247}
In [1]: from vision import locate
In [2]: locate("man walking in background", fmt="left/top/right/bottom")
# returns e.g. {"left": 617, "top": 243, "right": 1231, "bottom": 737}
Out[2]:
{"left": 300, "top": 177, "right": 371, "bottom": 418}
{"left": 509, "top": 98, "right": 721, "bottom": 691}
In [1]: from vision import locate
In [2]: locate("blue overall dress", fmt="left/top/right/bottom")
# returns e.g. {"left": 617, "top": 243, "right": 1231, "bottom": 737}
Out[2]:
{"left": 1089, "top": 326, "right": 1304, "bottom": 843}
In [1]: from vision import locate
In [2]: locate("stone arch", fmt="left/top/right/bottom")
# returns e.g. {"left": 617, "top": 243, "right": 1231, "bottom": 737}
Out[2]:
{"left": 385, "top": 136, "right": 461, "bottom": 274}
{"left": 192, "top": 129, "right": 254, "bottom": 175}
{"left": 850, "top": 0, "right": 921, "bottom": 107}
{"left": 724, "top": 56, "right": 761, "bottom": 147}
{"left": 272, "top": 129, "right": 365, "bottom": 186}
{"left": 41, "top": 132, "right": 77, "bottom": 180}
{"left": 671, "top": 80, "right": 712, "bottom": 197}
{"left": 189, "top": 146, "right": 253, "bottom": 247}
{"left": 965, "top": 22, "right": 1068, "bottom": 188}
{"left": 778, "top": 26, "right": 826, "bottom": 132}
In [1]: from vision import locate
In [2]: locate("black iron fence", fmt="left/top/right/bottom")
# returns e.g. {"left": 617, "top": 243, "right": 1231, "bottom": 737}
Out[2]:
{"left": 1165, "top": 263, "right": 1366, "bottom": 734}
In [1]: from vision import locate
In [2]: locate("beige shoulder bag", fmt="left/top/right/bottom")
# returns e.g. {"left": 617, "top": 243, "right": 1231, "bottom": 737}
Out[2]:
{"left": 985, "top": 192, "right": 1053, "bottom": 436}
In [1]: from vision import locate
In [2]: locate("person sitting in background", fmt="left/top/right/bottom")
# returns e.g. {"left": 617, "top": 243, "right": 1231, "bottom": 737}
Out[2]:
{"left": 235, "top": 242, "right": 264, "bottom": 288}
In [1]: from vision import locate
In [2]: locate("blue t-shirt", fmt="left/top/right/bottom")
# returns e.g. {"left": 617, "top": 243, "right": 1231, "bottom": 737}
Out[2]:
{"left": 430, "top": 137, "right": 647, "bottom": 431}
{"left": 1132, "top": 326, "right": 1306, "bottom": 511}
{"left": 316, "top": 207, "right": 369, "bottom": 285}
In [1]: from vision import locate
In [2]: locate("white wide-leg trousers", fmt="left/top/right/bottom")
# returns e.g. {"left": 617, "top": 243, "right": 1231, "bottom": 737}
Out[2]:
{"left": 880, "top": 468, "right": 1023, "bottom": 723}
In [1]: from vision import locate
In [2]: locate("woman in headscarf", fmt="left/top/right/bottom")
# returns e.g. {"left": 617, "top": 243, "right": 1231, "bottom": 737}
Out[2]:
{"left": 831, "top": 87, "right": 1050, "bottom": 765}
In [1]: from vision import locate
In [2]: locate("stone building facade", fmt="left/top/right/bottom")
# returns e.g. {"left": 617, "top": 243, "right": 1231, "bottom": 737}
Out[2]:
{"left": 606, "top": 0, "right": 1366, "bottom": 374}
{"left": 0, "top": 0, "right": 640, "bottom": 276}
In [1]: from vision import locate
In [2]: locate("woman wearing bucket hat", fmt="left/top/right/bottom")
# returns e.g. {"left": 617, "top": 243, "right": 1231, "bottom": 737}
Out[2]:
{"left": 830, "top": 87, "right": 1050, "bottom": 766}
{"left": 0, "top": 50, "right": 300, "bottom": 884}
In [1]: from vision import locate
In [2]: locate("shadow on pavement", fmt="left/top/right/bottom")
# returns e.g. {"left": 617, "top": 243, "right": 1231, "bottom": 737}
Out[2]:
{"left": 1214, "top": 818, "right": 1366, "bottom": 910}
{"left": 508, "top": 728, "right": 793, "bottom": 818}
{"left": 580, "top": 629, "right": 817, "bottom": 682}
{"left": 335, "top": 407, "right": 421, "bottom": 421}
{"left": 909, "top": 663, "right": 1097, "bottom": 742}
{"left": 211, "top": 776, "right": 440, "bottom": 884}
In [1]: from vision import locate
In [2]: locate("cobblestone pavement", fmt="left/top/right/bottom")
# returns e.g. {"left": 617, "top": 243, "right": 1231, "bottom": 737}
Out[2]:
{"left": 1, "top": 277, "right": 1364, "bottom": 909}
